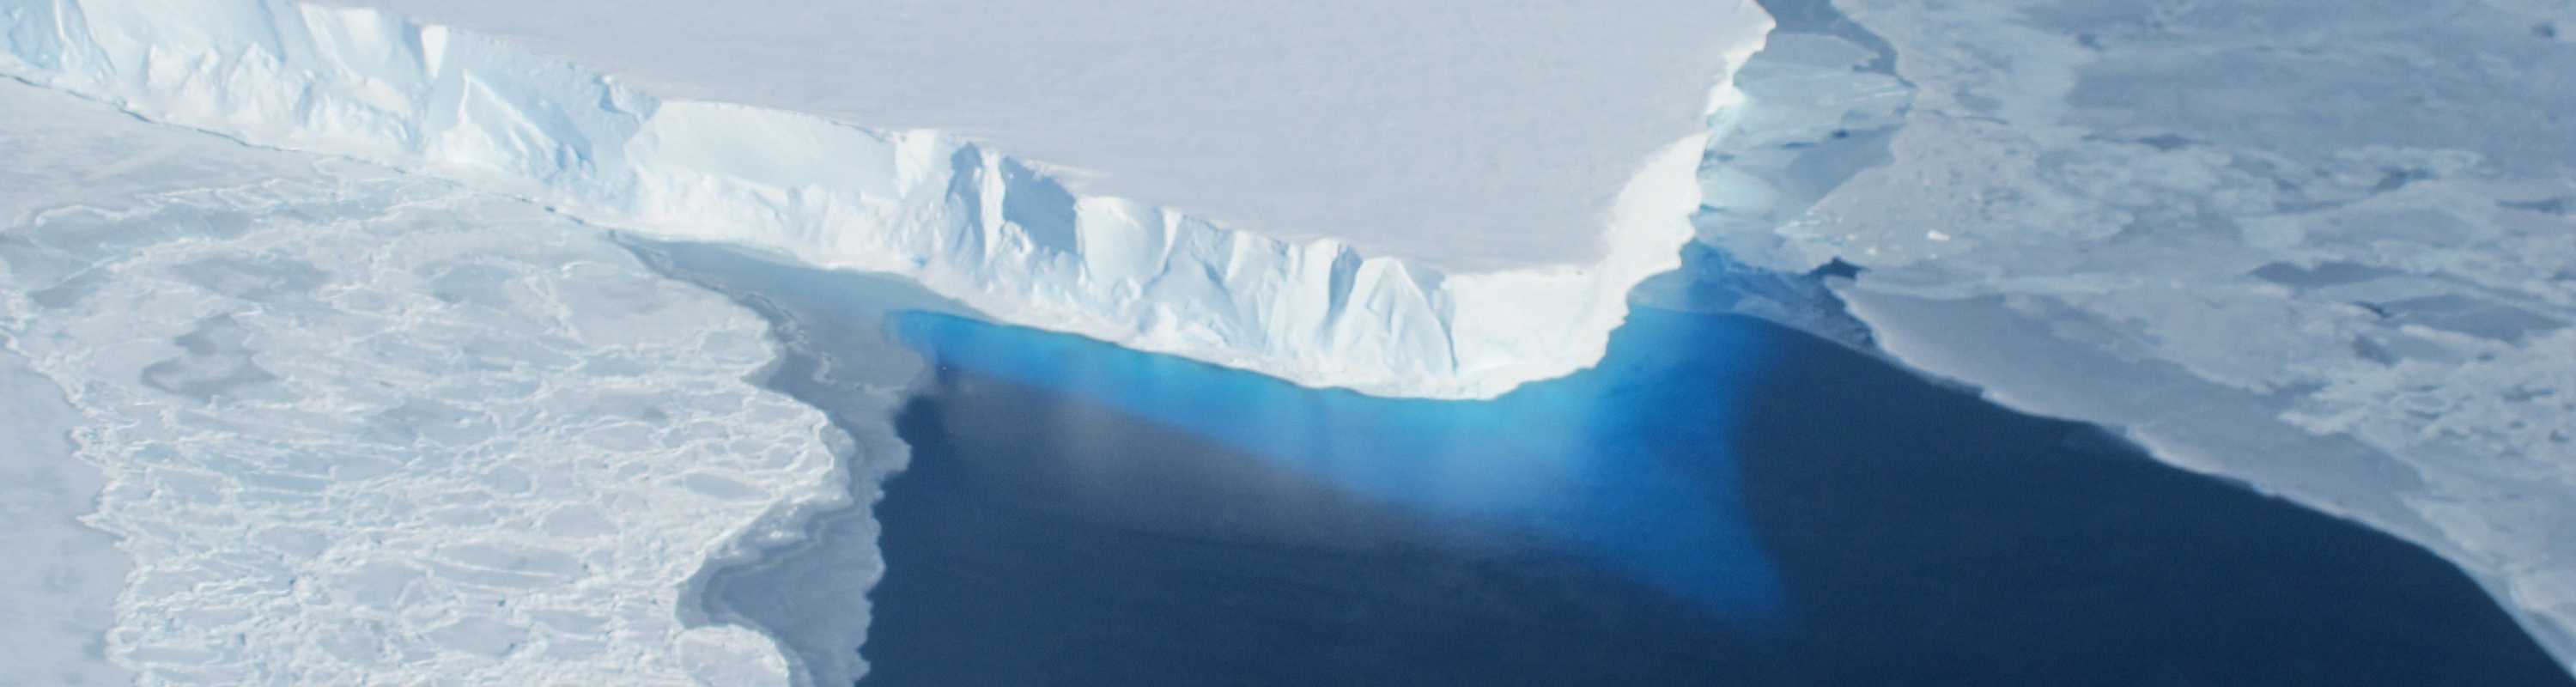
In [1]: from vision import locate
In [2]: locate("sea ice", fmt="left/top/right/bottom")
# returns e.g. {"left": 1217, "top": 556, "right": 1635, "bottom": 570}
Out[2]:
{"left": 0, "top": 347, "right": 126, "bottom": 687}
{"left": 0, "top": 78, "right": 845, "bottom": 685}
{"left": 12, "top": 0, "right": 2568, "bottom": 678}
{"left": 1699, "top": 0, "right": 2576, "bottom": 668}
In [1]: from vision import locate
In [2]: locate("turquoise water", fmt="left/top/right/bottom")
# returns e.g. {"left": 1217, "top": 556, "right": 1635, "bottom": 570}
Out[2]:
{"left": 646, "top": 240, "right": 2573, "bottom": 686}
{"left": 893, "top": 308, "right": 1789, "bottom": 626}
{"left": 861, "top": 306, "right": 2575, "bottom": 686}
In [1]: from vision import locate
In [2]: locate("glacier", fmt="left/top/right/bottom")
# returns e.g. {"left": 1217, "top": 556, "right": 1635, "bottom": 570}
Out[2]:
{"left": 0, "top": 1, "right": 1788, "bottom": 684}
{"left": 9, "top": 0, "right": 2576, "bottom": 681}
{"left": 339, "top": 0, "right": 1767, "bottom": 273}
{"left": 0, "top": 0, "right": 1777, "bottom": 400}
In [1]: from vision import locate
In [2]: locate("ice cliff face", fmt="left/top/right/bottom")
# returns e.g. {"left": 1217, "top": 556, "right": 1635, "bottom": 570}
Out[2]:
{"left": 0, "top": 0, "right": 1773, "bottom": 400}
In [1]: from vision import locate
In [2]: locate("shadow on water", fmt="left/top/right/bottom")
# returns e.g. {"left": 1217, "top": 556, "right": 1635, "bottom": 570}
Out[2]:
{"left": 861, "top": 307, "right": 2576, "bottom": 687}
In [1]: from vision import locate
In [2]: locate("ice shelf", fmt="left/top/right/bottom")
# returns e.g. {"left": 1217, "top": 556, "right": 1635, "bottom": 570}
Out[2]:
{"left": 0, "top": 0, "right": 1777, "bottom": 400}
{"left": 337, "top": 0, "right": 1765, "bottom": 273}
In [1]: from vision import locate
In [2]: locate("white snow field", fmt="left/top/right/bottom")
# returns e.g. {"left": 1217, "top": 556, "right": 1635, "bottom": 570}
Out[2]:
{"left": 345, "top": 0, "right": 1761, "bottom": 272}
{"left": 9, "top": 0, "right": 2576, "bottom": 681}
{"left": 0, "top": 78, "right": 849, "bottom": 685}
{"left": 0, "top": 2, "right": 1794, "bottom": 684}
{"left": 1698, "top": 0, "right": 2576, "bottom": 669}
{"left": 0, "top": 0, "right": 1777, "bottom": 400}
{"left": 0, "top": 344, "right": 125, "bottom": 687}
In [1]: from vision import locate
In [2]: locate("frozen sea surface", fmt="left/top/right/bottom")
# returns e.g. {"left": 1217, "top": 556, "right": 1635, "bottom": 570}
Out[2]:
{"left": 637, "top": 240, "right": 968, "bottom": 687}
{"left": 5, "top": 0, "right": 2575, "bottom": 681}
{"left": 1694, "top": 0, "right": 2576, "bottom": 665}
{"left": 0, "top": 344, "right": 125, "bottom": 687}
{"left": 0, "top": 79, "right": 844, "bottom": 685}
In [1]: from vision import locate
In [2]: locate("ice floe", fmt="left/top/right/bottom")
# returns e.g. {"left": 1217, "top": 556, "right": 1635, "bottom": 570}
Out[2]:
{"left": 1705, "top": 0, "right": 2576, "bottom": 667}
{"left": 0, "top": 79, "right": 842, "bottom": 685}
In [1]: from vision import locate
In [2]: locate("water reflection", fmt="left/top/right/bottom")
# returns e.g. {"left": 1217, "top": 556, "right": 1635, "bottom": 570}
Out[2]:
{"left": 892, "top": 307, "right": 1787, "bottom": 626}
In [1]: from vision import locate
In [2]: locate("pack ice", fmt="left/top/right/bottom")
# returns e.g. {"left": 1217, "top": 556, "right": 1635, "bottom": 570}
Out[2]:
{"left": 0, "top": 0, "right": 1783, "bottom": 684}
{"left": 1694, "top": 0, "right": 2576, "bottom": 670}
{"left": 0, "top": 0, "right": 1777, "bottom": 399}
{"left": 0, "top": 77, "right": 849, "bottom": 685}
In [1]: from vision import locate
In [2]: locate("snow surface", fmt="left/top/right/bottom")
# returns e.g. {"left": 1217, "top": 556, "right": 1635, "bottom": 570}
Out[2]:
{"left": 0, "top": 0, "right": 1775, "bottom": 400}
{"left": 1701, "top": 0, "right": 2576, "bottom": 669}
{"left": 0, "top": 346, "right": 126, "bottom": 687}
{"left": 0, "top": 2, "right": 1791, "bottom": 684}
{"left": 643, "top": 244, "right": 963, "bottom": 687}
{"left": 0, "top": 77, "right": 845, "bottom": 685}
{"left": 10, "top": 0, "right": 2573, "bottom": 679}
{"left": 339, "top": 0, "right": 1767, "bottom": 272}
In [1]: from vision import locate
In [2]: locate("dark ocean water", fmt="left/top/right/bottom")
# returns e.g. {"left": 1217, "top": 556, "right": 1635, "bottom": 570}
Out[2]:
{"left": 856, "top": 307, "right": 2575, "bottom": 687}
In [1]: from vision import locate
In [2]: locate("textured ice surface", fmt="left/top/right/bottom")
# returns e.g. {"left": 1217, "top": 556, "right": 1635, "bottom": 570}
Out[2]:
{"left": 0, "top": 347, "right": 126, "bottom": 687}
{"left": 340, "top": 0, "right": 1765, "bottom": 271}
{"left": 639, "top": 244, "right": 963, "bottom": 687}
{"left": 0, "top": 0, "right": 1773, "bottom": 399}
{"left": 12, "top": 0, "right": 2569, "bottom": 678}
{"left": 0, "top": 79, "right": 842, "bottom": 685}
{"left": 1702, "top": 0, "right": 2576, "bottom": 668}
{"left": 0, "top": 79, "right": 324, "bottom": 687}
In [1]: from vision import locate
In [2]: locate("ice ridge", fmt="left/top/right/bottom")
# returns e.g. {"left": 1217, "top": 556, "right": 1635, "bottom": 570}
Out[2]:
{"left": 0, "top": 0, "right": 1774, "bottom": 399}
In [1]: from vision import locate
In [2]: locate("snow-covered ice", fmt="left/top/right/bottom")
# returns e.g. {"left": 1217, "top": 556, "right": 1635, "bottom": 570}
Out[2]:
{"left": 0, "top": 77, "right": 846, "bottom": 685}
{"left": 0, "top": 1, "right": 1789, "bottom": 683}
{"left": 8, "top": 0, "right": 2576, "bottom": 679}
{"left": 0, "top": 344, "right": 127, "bottom": 687}
{"left": 1698, "top": 0, "right": 2576, "bottom": 668}
{"left": 340, "top": 0, "right": 1765, "bottom": 272}
{"left": 0, "top": 0, "right": 1776, "bottom": 399}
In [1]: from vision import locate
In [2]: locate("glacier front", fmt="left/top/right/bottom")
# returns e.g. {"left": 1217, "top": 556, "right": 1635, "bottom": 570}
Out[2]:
{"left": 12, "top": 0, "right": 2576, "bottom": 680}
{"left": 0, "top": 0, "right": 1777, "bottom": 399}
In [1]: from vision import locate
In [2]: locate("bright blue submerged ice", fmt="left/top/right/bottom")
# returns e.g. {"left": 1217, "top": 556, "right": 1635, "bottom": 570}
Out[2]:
{"left": 893, "top": 307, "right": 1789, "bottom": 625}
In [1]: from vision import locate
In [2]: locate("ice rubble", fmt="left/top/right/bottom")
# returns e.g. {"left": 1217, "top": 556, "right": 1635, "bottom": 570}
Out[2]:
{"left": 0, "top": 0, "right": 1776, "bottom": 400}
{"left": 1700, "top": 0, "right": 2576, "bottom": 668}
{"left": 0, "top": 78, "right": 847, "bottom": 685}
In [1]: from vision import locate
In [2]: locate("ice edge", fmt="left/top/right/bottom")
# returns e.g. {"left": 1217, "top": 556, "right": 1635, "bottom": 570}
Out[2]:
{"left": 0, "top": 0, "right": 1775, "bottom": 401}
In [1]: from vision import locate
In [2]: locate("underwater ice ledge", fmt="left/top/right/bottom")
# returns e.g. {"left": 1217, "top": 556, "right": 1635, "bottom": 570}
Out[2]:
{"left": 893, "top": 307, "right": 1790, "bottom": 626}
{"left": 0, "top": 0, "right": 1773, "bottom": 399}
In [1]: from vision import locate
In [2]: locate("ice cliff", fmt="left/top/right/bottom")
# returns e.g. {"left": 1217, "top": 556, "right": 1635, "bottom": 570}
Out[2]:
{"left": 0, "top": 0, "right": 1774, "bottom": 399}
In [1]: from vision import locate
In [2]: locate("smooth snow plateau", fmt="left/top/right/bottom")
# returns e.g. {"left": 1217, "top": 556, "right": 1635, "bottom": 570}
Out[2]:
{"left": 343, "top": 0, "right": 1762, "bottom": 273}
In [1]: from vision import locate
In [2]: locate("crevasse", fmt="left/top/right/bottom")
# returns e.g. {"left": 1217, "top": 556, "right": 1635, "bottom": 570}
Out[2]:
{"left": 0, "top": 0, "right": 1772, "bottom": 399}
